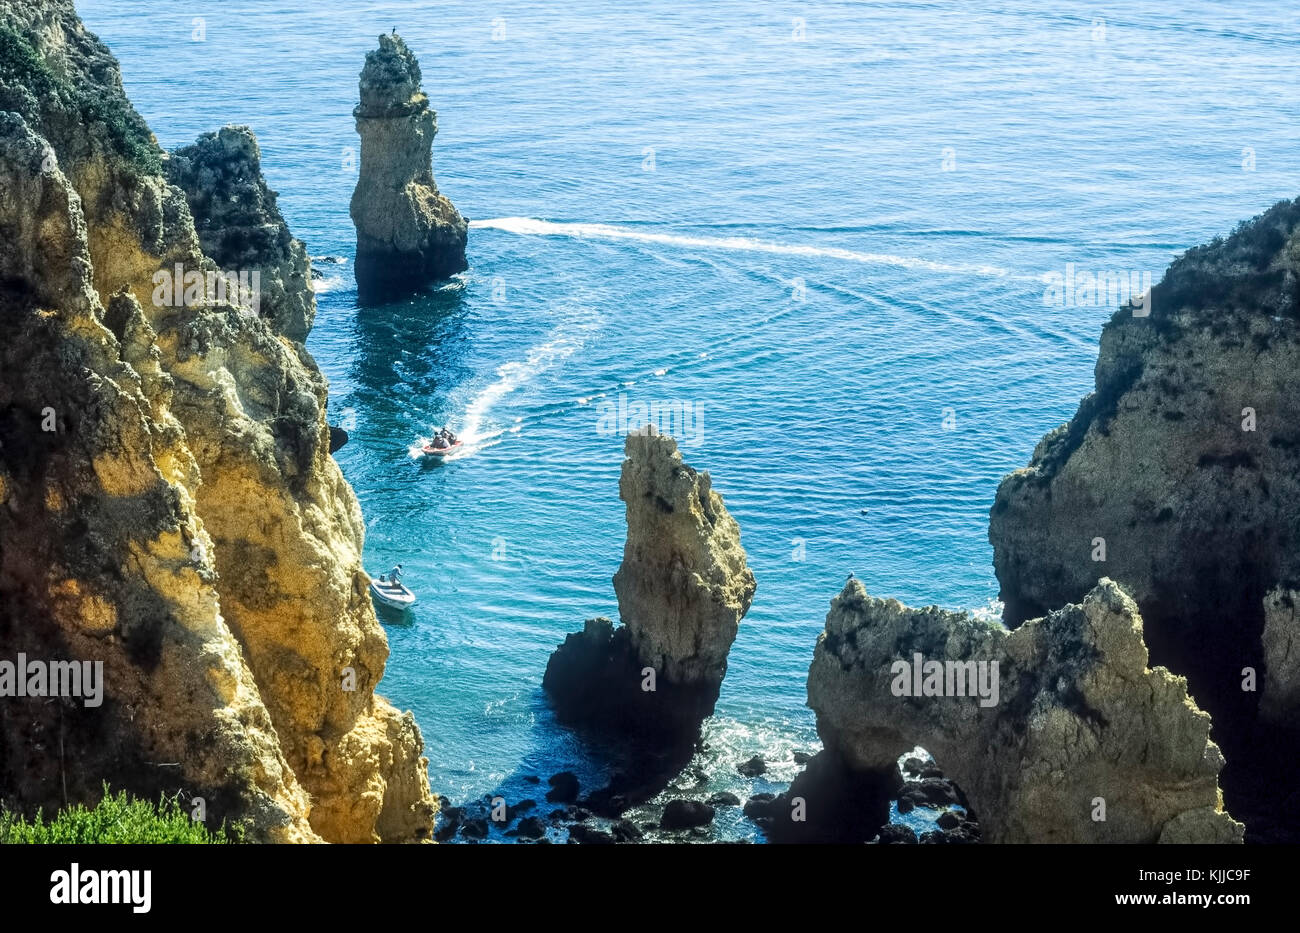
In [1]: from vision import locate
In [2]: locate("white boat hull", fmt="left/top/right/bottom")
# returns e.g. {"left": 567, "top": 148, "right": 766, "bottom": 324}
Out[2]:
{"left": 370, "top": 578, "right": 416, "bottom": 610}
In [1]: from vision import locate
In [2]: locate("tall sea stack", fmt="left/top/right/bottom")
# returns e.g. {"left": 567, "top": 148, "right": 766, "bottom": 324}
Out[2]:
{"left": 543, "top": 429, "right": 757, "bottom": 749}
{"left": 350, "top": 34, "right": 468, "bottom": 303}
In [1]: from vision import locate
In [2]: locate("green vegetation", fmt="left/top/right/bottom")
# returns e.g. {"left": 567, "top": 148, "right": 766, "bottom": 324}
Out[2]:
{"left": 0, "top": 785, "right": 243, "bottom": 844}
{"left": 76, "top": 89, "right": 163, "bottom": 175}
{"left": 0, "top": 25, "right": 162, "bottom": 175}
{"left": 0, "top": 25, "right": 57, "bottom": 94}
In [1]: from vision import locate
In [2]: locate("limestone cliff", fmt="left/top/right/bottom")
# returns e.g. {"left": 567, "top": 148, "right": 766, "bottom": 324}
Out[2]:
{"left": 989, "top": 198, "right": 1300, "bottom": 839}
{"left": 350, "top": 34, "right": 467, "bottom": 302}
{"left": 0, "top": 0, "right": 433, "bottom": 842}
{"left": 544, "top": 429, "right": 756, "bottom": 744}
{"left": 796, "top": 578, "right": 1241, "bottom": 843}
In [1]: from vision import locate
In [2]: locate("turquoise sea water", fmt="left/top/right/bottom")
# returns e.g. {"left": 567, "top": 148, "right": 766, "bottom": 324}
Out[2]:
{"left": 79, "top": 1, "right": 1300, "bottom": 836}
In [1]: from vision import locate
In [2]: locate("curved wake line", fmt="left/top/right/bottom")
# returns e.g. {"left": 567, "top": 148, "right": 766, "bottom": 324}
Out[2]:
{"left": 471, "top": 217, "right": 1022, "bottom": 279}
{"left": 413, "top": 310, "right": 603, "bottom": 460}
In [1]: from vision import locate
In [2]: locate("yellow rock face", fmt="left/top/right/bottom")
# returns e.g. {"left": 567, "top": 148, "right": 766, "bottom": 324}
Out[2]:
{"left": 0, "top": 3, "right": 434, "bottom": 843}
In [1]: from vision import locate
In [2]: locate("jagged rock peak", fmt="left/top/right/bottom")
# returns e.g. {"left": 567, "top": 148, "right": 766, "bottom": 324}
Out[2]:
{"left": 166, "top": 125, "right": 316, "bottom": 342}
{"left": 357, "top": 34, "right": 427, "bottom": 116}
{"left": 614, "top": 428, "right": 757, "bottom": 686}
{"left": 799, "top": 576, "right": 1242, "bottom": 844}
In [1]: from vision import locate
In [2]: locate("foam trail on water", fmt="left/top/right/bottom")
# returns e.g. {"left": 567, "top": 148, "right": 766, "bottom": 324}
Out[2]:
{"left": 436, "top": 310, "right": 602, "bottom": 458}
{"left": 472, "top": 217, "right": 1021, "bottom": 279}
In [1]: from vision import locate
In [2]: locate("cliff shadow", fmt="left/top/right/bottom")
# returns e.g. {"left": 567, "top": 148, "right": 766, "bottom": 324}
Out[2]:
{"left": 341, "top": 282, "right": 472, "bottom": 445}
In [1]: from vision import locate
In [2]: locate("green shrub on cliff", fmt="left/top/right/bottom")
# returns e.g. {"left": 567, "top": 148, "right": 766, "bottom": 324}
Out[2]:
{"left": 0, "top": 25, "right": 56, "bottom": 93}
{"left": 0, "top": 785, "right": 242, "bottom": 844}
{"left": 0, "top": 25, "right": 162, "bottom": 175}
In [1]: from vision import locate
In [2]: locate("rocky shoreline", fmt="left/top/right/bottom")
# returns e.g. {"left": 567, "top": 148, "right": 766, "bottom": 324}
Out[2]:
{"left": 432, "top": 749, "right": 980, "bottom": 844}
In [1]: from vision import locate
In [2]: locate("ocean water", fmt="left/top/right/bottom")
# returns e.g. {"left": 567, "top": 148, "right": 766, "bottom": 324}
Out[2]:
{"left": 78, "top": 1, "right": 1300, "bottom": 837}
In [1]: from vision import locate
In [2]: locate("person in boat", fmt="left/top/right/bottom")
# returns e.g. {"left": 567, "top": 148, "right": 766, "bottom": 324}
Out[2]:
{"left": 386, "top": 564, "right": 403, "bottom": 585}
{"left": 431, "top": 433, "right": 450, "bottom": 450}
{"left": 440, "top": 425, "right": 458, "bottom": 445}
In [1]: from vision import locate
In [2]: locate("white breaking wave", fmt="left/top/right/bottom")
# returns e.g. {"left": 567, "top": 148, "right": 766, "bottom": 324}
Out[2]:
{"left": 311, "top": 275, "right": 345, "bottom": 294}
{"left": 471, "top": 217, "right": 1016, "bottom": 278}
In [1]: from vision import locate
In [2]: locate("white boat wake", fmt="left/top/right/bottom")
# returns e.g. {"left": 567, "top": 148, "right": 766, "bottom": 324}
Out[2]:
{"left": 471, "top": 217, "right": 1019, "bottom": 279}
{"left": 411, "top": 307, "right": 602, "bottom": 460}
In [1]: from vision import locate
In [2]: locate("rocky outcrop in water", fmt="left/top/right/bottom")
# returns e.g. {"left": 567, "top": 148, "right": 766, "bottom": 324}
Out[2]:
{"left": 350, "top": 34, "right": 467, "bottom": 302}
{"left": 989, "top": 198, "right": 1300, "bottom": 840}
{"left": 165, "top": 125, "right": 315, "bottom": 342}
{"left": 781, "top": 578, "right": 1241, "bottom": 843}
{"left": 1261, "top": 586, "right": 1300, "bottom": 723}
{"left": 0, "top": 0, "right": 434, "bottom": 842}
{"left": 544, "top": 429, "right": 756, "bottom": 745}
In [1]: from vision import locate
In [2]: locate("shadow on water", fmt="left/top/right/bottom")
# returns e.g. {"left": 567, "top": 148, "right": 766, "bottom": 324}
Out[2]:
{"left": 373, "top": 602, "right": 415, "bottom": 626}
{"left": 347, "top": 280, "right": 474, "bottom": 429}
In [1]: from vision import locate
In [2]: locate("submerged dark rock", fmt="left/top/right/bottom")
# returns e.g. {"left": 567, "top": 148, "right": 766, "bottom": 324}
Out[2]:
{"left": 545, "top": 771, "right": 580, "bottom": 804}
{"left": 661, "top": 799, "right": 715, "bottom": 830}
{"left": 515, "top": 816, "right": 546, "bottom": 839}
{"left": 901, "top": 778, "right": 959, "bottom": 809}
{"left": 567, "top": 825, "right": 616, "bottom": 845}
{"left": 875, "top": 825, "right": 918, "bottom": 845}
{"left": 610, "top": 818, "right": 644, "bottom": 842}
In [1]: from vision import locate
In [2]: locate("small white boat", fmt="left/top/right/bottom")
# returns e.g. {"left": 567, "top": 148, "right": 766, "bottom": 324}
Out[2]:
{"left": 370, "top": 575, "right": 416, "bottom": 611}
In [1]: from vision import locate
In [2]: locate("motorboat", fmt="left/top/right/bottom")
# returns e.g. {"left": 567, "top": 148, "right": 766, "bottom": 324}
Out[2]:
{"left": 370, "top": 574, "right": 416, "bottom": 610}
{"left": 421, "top": 439, "right": 463, "bottom": 457}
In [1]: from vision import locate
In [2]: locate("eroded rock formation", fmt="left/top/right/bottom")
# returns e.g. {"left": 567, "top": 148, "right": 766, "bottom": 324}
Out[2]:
{"left": 788, "top": 577, "right": 1241, "bottom": 843}
{"left": 1261, "top": 586, "right": 1300, "bottom": 724}
{"left": 0, "top": 1, "right": 434, "bottom": 842}
{"left": 989, "top": 198, "right": 1300, "bottom": 839}
{"left": 350, "top": 34, "right": 467, "bottom": 302}
{"left": 165, "top": 125, "right": 315, "bottom": 342}
{"left": 544, "top": 429, "right": 756, "bottom": 745}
